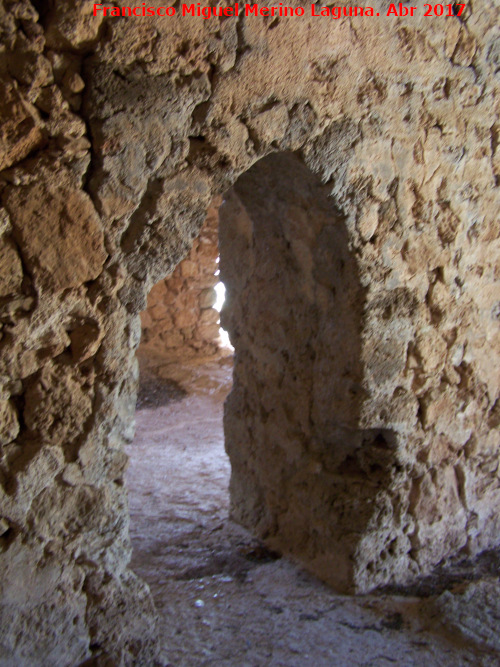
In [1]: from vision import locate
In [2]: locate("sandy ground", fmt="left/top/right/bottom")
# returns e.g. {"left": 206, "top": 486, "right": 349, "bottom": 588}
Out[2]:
{"left": 126, "top": 352, "right": 499, "bottom": 666}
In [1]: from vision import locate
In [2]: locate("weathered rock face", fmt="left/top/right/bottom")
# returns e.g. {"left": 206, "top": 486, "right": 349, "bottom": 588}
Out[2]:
{"left": 140, "top": 198, "right": 222, "bottom": 358}
{"left": 0, "top": 0, "right": 498, "bottom": 662}
{"left": 220, "top": 149, "right": 499, "bottom": 592}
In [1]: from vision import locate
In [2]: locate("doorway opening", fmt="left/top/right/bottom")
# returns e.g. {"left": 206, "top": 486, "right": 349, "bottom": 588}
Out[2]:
{"left": 126, "top": 188, "right": 285, "bottom": 663}
{"left": 127, "top": 148, "right": 368, "bottom": 601}
{"left": 123, "top": 151, "right": 488, "bottom": 664}
{"left": 128, "top": 192, "right": 235, "bottom": 586}
{"left": 138, "top": 196, "right": 231, "bottom": 363}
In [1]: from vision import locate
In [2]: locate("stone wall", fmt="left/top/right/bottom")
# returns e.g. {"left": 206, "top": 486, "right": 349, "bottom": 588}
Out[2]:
{"left": 140, "top": 198, "right": 221, "bottom": 358}
{"left": 220, "top": 151, "right": 499, "bottom": 593}
{"left": 0, "top": 0, "right": 498, "bottom": 663}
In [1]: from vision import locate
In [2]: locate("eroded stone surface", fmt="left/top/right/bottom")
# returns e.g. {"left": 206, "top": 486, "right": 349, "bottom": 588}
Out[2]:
{"left": 4, "top": 166, "right": 107, "bottom": 292}
{"left": 425, "top": 578, "right": 500, "bottom": 657}
{"left": 219, "top": 148, "right": 499, "bottom": 592}
{"left": 0, "top": 78, "right": 44, "bottom": 172}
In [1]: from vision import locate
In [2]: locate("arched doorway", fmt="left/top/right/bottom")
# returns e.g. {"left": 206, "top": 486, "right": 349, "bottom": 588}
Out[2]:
{"left": 129, "top": 151, "right": 409, "bottom": 598}
{"left": 219, "top": 152, "right": 396, "bottom": 593}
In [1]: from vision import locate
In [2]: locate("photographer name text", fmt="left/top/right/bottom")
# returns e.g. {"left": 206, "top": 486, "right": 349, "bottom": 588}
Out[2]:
{"left": 93, "top": 3, "right": 466, "bottom": 19}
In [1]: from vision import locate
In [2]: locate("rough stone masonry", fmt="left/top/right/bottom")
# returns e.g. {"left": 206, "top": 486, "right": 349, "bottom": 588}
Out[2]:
{"left": 141, "top": 197, "right": 222, "bottom": 358}
{"left": 0, "top": 0, "right": 498, "bottom": 664}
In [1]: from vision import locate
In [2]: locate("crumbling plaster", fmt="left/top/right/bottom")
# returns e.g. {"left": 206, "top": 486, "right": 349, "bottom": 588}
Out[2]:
{"left": 0, "top": 0, "right": 499, "bottom": 664}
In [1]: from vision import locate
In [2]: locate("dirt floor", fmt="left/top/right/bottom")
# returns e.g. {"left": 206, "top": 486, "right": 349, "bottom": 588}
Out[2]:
{"left": 126, "top": 351, "right": 500, "bottom": 666}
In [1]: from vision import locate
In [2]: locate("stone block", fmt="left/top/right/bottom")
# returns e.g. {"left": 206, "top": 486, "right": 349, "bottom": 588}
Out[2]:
{"left": 0, "top": 236, "right": 23, "bottom": 297}
{"left": 0, "top": 399, "right": 20, "bottom": 445}
{"left": 199, "top": 287, "right": 216, "bottom": 309}
{"left": 0, "top": 79, "right": 44, "bottom": 171}
{"left": 5, "top": 168, "right": 107, "bottom": 292}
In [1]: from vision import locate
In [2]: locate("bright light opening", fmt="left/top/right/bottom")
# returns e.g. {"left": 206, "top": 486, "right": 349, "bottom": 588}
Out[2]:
{"left": 214, "top": 280, "right": 225, "bottom": 312}
{"left": 214, "top": 259, "right": 233, "bottom": 350}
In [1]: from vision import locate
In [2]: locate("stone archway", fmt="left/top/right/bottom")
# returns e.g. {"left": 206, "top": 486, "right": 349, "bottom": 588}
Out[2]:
{"left": 219, "top": 151, "right": 409, "bottom": 593}
{"left": 220, "top": 152, "right": 369, "bottom": 590}
{"left": 1, "top": 2, "right": 499, "bottom": 664}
